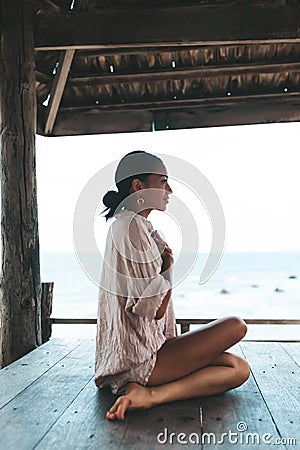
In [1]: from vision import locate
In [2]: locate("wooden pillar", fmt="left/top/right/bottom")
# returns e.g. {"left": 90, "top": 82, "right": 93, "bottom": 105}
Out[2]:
{"left": 0, "top": 0, "right": 42, "bottom": 367}
{"left": 41, "top": 282, "right": 54, "bottom": 344}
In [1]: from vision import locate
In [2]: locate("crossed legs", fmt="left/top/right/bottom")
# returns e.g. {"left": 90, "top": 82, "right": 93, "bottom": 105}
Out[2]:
{"left": 106, "top": 316, "right": 250, "bottom": 420}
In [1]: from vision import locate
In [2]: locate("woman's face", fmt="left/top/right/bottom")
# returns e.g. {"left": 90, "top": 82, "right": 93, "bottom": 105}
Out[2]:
{"left": 136, "top": 162, "right": 173, "bottom": 211}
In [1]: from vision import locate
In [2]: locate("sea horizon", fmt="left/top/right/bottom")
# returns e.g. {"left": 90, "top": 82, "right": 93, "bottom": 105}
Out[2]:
{"left": 40, "top": 250, "right": 300, "bottom": 341}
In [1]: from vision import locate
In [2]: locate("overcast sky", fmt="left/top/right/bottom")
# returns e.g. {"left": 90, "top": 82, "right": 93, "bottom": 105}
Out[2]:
{"left": 36, "top": 121, "right": 300, "bottom": 254}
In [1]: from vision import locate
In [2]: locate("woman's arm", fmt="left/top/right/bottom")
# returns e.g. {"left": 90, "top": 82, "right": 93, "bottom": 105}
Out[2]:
{"left": 122, "top": 221, "right": 173, "bottom": 320}
{"left": 155, "top": 247, "right": 173, "bottom": 320}
{"left": 154, "top": 289, "right": 172, "bottom": 320}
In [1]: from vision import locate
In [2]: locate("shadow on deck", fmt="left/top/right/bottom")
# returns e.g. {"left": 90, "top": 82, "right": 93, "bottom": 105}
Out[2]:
{"left": 0, "top": 338, "right": 299, "bottom": 449}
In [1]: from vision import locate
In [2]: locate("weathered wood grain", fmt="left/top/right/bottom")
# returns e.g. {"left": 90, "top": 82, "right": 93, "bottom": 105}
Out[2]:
{"left": 44, "top": 50, "right": 75, "bottom": 135}
{"left": 197, "top": 344, "right": 286, "bottom": 449}
{"left": 35, "top": 377, "right": 205, "bottom": 449}
{"left": 280, "top": 342, "right": 300, "bottom": 366}
{"left": 41, "top": 282, "right": 54, "bottom": 344}
{"left": 0, "top": 0, "right": 42, "bottom": 367}
{"left": 0, "top": 339, "right": 95, "bottom": 450}
{"left": 49, "top": 108, "right": 153, "bottom": 136}
{"left": 1, "top": 339, "right": 299, "bottom": 449}
{"left": 241, "top": 342, "right": 300, "bottom": 447}
{"left": 0, "top": 338, "right": 82, "bottom": 409}
{"left": 35, "top": 383, "right": 127, "bottom": 449}
{"left": 42, "top": 94, "right": 300, "bottom": 136}
{"left": 21, "top": 342, "right": 286, "bottom": 449}
{"left": 59, "top": 91, "right": 300, "bottom": 112}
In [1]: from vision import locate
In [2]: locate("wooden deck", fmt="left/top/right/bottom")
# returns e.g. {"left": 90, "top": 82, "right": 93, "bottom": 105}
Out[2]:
{"left": 0, "top": 338, "right": 299, "bottom": 449}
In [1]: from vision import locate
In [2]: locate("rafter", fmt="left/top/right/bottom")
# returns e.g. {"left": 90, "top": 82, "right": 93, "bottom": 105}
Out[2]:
{"left": 74, "top": 42, "right": 298, "bottom": 58}
{"left": 58, "top": 91, "right": 300, "bottom": 113}
{"left": 67, "top": 61, "right": 300, "bottom": 86}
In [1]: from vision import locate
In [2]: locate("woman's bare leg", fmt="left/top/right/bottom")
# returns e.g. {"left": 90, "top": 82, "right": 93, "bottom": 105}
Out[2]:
{"left": 106, "top": 316, "right": 250, "bottom": 420}
{"left": 106, "top": 351, "right": 250, "bottom": 420}
{"left": 147, "top": 351, "right": 250, "bottom": 404}
{"left": 149, "top": 316, "right": 248, "bottom": 385}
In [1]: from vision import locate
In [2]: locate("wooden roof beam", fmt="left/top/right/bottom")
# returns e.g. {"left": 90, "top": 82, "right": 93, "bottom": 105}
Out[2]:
{"left": 59, "top": 92, "right": 300, "bottom": 113}
{"left": 68, "top": 61, "right": 300, "bottom": 86}
{"left": 73, "top": 42, "right": 300, "bottom": 58}
{"left": 34, "top": 5, "right": 300, "bottom": 51}
{"left": 38, "top": 95, "right": 300, "bottom": 137}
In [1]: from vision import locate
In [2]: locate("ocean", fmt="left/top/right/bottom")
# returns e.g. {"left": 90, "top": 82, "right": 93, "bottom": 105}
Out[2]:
{"left": 40, "top": 251, "right": 300, "bottom": 341}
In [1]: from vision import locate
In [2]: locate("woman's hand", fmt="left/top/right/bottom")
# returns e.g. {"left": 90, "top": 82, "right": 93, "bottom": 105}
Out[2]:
{"left": 161, "top": 246, "right": 174, "bottom": 269}
{"left": 152, "top": 230, "right": 174, "bottom": 270}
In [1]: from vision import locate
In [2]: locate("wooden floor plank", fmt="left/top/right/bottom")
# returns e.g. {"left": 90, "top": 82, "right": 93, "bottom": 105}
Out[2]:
{"left": 122, "top": 398, "right": 203, "bottom": 449}
{"left": 35, "top": 377, "right": 203, "bottom": 450}
{"left": 197, "top": 343, "right": 286, "bottom": 449}
{"left": 35, "top": 345, "right": 239, "bottom": 449}
{"left": 0, "top": 339, "right": 95, "bottom": 450}
{"left": 35, "top": 382, "right": 128, "bottom": 450}
{"left": 280, "top": 342, "right": 300, "bottom": 367}
{"left": 0, "top": 338, "right": 82, "bottom": 409}
{"left": 1, "top": 339, "right": 299, "bottom": 449}
{"left": 241, "top": 342, "right": 300, "bottom": 448}
{"left": 35, "top": 342, "right": 285, "bottom": 450}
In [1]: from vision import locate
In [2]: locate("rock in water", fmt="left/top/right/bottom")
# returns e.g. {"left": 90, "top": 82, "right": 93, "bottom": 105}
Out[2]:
{"left": 275, "top": 287, "right": 284, "bottom": 293}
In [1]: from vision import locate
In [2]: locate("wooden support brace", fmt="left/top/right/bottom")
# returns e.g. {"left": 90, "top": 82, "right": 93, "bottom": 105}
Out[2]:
{"left": 44, "top": 49, "right": 75, "bottom": 135}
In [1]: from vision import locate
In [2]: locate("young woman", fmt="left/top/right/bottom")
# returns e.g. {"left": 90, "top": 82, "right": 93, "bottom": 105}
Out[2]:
{"left": 94, "top": 150, "right": 250, "bottom": 421}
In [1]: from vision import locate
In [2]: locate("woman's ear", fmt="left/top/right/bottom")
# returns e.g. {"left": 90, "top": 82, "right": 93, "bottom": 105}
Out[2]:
{"left": 131, "top": 178, "right": 142, "bottom": 192}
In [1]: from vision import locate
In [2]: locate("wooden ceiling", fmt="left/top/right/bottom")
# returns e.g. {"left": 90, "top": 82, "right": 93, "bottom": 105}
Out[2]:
{"left": 33, "top": 0, "right": 300, "bottom": 136}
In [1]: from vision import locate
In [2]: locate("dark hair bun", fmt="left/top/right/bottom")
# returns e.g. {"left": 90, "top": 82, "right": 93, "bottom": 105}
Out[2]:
{"left": 102, "top": 190, "right": 119, "bottom": 208}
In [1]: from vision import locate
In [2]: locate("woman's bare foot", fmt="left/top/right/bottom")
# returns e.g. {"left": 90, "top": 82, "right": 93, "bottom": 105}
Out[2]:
{"left": 106, "top": 382, "right": 155, "bottom": 420}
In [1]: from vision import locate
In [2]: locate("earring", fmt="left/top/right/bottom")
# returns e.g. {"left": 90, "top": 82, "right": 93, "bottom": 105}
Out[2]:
{"left": 137, "top": 193, "right": 145, "bottom": 206}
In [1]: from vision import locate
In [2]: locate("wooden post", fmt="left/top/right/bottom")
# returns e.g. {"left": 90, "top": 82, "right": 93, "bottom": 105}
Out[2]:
{"left": 0, "top": 0, "right": 42, "bottom": 367}
{"left": 180, "top": 324, "right": 190, "bottom": 334}
{"left": 41, "top": 282, "right": 54, "bottom": 344}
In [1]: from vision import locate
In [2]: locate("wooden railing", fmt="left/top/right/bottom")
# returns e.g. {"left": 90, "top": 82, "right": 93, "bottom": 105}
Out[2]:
{"left": 42, "top": 283, "right": 300, "bottom": 343}
{"left": 49, "top": 317, "right": 300, "bottom": 342}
